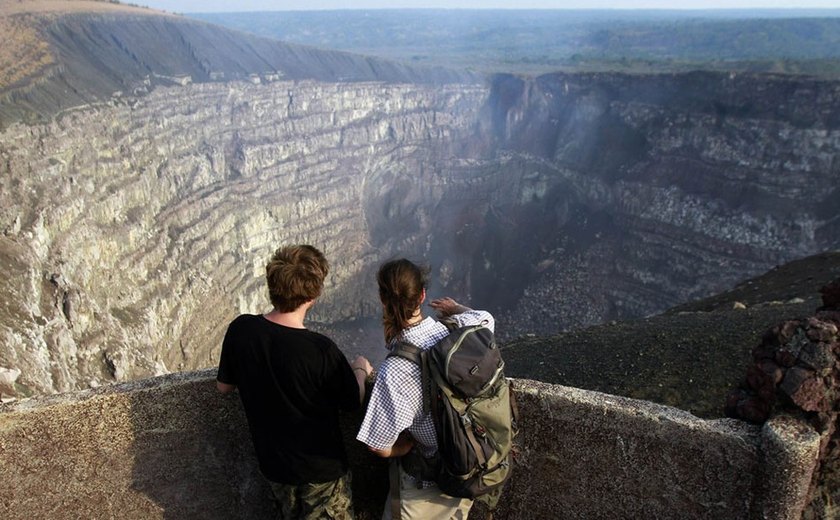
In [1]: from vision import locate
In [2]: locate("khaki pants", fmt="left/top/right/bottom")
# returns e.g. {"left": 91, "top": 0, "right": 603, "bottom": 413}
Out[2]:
{"left": 269, "top": 472, "right": 354, "bottom": 520}
{"left": 381, "top": 463, "right": 472, "bottom": 520}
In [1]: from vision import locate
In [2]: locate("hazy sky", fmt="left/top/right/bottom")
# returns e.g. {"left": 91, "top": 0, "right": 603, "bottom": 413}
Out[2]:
{"left": 138, "top": 0, "right": 840, "bottom": 13}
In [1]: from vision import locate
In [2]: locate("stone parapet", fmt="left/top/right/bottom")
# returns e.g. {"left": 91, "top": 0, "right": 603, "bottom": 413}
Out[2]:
{"left": 0, "top": 371, "right": 820, "bottom": 519}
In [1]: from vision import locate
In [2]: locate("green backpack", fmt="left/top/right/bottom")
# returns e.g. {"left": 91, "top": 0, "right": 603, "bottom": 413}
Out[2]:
{"left": 388, "top": 320, "right": 519, "bottom": 503}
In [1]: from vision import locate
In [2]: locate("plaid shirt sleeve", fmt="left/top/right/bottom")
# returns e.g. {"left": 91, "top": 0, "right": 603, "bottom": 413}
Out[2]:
{"left": 447, "top": 309, "right": 494, "bottom": 333}
{"left": 356, "top": 356, "right": 423, "bottom": 451}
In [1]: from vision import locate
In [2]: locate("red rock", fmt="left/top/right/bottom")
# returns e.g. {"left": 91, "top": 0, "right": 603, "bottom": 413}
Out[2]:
{"left": 815, "top": 310, "right": 840, "bottom": 326}
{"left": 778, "top": 320, "right": 802, "bottom": 343}
{"left": 746, "top": 364, "right": 773, "bottom": 391}
{"left": 752, "top": 341, "right": 777, "bottom": 360}
{"left": 806, "top": 317, "right": 839, "bottom": 342}
{"left": 775, "top": 349, "right": 798, "bottom": 368}
{"left": 779, "top": 366, "right": 813, "bottom": 398}
{"left": 788, "top": 376, "right": 829, "bottom": 412}
{"left": 724, "top": 389, "right": 746, "bottom": 417}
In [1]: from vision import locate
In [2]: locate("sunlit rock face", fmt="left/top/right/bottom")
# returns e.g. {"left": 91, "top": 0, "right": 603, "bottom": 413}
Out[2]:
{"left": 0, "top": 80, "right": 488, "bottom": 396}
{"left": 2, "top": 64, "right": 839, "bottom": 397}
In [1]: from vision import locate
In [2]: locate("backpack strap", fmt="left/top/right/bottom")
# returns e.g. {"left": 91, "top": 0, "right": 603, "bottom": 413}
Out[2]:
{"left": 387, "top": 341, "right": 422, "bottom": 365}
{"left": 387, "top": 341, "right": 431, "bottom": 414}
{"left": 438, "top": 375, "right": 489, "bottom": 469}
{"left": 509, "top": 379, "right": 521, "bottom": 430}
{"left": 440, "top": 317, "right": 459, "bottom": 331}
{"left": 465, "top": 421, "right": 488, "bottom": 468}
{"left": 389, "top": 459, "right": 402, "bottom": 520}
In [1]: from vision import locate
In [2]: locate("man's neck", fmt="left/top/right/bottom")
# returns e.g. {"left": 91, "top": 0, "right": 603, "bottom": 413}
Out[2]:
{"left": 264, "top": 307, "right": 307, "bottom": 329}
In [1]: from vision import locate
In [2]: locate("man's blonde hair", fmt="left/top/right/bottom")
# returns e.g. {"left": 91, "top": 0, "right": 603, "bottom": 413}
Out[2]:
{"left": 265, "top": 245, "right": 329, "bottom": 312}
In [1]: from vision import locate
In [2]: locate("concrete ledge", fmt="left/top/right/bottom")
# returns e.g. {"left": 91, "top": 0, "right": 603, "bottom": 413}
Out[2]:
{"left": 496, "top": 380, "right": 763, "bottom": 519}
{"left": 757, "top": 415, "right": 822, "bottom": 520}
{"left": 0, "top": 371, "right": 820, "bottom": 519}
{"left": 0, "top": 369, "right": 272, "bottom": 519}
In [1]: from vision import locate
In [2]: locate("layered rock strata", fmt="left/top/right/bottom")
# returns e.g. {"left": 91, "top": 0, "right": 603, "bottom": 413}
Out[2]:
{"left": 476, "top": 73, "right": 840, "bottom": 337}
{"left": 1, "top": 9, "right": 839, "bottom": 398}
{"left": 0, "top": 79, "right": 487, "bottom": 396}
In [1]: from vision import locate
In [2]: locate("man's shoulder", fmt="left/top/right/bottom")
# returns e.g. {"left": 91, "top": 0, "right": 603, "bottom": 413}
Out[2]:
{"left": 231, "top": 313, "right": 262, "bottom": 323}
{"left": 226, "top": 313, "right": 262, "bottom": 333}
{"left": 299, "top": 327, "right": 338, "bottom": 348}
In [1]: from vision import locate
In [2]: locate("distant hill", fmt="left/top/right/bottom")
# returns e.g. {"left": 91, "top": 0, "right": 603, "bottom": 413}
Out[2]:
{"left": 502, "top": 251, "right": 840, "bottom": 419}
{"left": 0, "top": 0, "right": 165, "bottom": 93}
{"left": 191, "top": 9, "right": 840, "bottom": 77}
{"left": 0, "top": 1, "right": 478, "bottom": 127}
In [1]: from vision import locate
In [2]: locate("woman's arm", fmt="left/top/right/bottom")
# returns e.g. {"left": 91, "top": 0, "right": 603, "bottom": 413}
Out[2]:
{"left": 350, "top": 355, "right": 373, "bottom": 403}
{"left": 368, "top": 431, "right": 415, "bottom": 458}
{"left": 429, "top": 297, "right": 471, "bottom": 317}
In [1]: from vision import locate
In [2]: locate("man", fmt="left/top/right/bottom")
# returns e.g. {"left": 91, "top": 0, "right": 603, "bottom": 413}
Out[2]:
{"left": 217, "top": 244, "right": 373, "bottom": 519}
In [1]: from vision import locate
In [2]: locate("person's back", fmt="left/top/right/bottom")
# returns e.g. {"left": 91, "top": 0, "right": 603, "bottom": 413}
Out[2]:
{"left": 220, "top": 314, "right": 360, "bottom": 483}
{"left": 217, "top": 244, "right": 372, "bottom": 519}
{"left": 357, "top": 258, "right": 493, "bottom": 520}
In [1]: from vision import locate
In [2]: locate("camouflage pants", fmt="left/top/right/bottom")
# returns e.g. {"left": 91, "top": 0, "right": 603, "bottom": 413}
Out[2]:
{"left": 269, "top": 473, "right": 354, "bottom": 520}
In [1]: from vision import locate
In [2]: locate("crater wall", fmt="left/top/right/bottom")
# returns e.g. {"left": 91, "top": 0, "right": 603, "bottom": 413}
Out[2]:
{"left": 0, "top": 79, "right": 488, "bottom": 395}
{"left": 2, "top": 71, "right": 839, "bottom": 397}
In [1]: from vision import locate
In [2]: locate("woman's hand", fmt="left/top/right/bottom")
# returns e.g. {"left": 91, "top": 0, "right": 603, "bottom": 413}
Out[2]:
{"left": 429, "top": 297, "right": 470, "bottom": 318}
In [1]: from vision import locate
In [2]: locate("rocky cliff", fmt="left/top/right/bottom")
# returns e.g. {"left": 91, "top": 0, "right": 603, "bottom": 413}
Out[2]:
{"left": 1, "top": 4, "right": 838, "bottom": 398}
{"left": 0, "top": 78, "right": 488, "bottom": 396}
{"left": 473, "top": 72, "right": 840, "bottom": 337}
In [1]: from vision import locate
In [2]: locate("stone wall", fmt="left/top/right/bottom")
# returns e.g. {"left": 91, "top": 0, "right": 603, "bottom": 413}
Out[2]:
{"left": 725, "top": 279, "right": 840, "bottom": 518}
{"left": 0, "top": 371, "right": 821, "bottom": 519}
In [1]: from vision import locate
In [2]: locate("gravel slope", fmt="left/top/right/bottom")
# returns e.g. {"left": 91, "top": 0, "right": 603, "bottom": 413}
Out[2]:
{"left": 502, "top": 251, "right": 840, "bottom": 418}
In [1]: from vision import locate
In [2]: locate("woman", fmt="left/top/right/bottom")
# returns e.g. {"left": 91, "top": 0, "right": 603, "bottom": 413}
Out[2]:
{"left": 356, "top": 258, "right": 495, "bottom": 520}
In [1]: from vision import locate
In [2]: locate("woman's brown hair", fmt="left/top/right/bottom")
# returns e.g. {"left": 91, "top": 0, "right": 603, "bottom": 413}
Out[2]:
{"left": 377, "top": 259, "right": 429, "bottom": 343}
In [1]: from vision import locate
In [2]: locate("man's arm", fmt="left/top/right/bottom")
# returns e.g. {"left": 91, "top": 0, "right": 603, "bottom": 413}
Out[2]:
{"left": 217, "top": 318, "right": 240, "bottom": 395}
{"left": 216, "top": 381, "right": 236, "bottom": 394}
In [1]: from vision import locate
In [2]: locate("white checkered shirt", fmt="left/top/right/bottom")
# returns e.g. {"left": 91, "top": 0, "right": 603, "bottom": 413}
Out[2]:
{"left": 356, "top": 309, "right": 494, "bottom": 459}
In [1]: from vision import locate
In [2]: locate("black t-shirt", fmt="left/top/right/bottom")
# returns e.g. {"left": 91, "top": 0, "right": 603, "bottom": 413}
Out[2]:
{"left": 217, "top": 314, "right": 361, "bottom": 484}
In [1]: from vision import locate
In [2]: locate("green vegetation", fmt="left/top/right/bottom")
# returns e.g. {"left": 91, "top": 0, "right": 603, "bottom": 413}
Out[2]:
{"left": 192, "top": 9, "right": 840, "bottom": 77}
{"left": 0, "top": 17, "right": 54, "bottom": 90}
